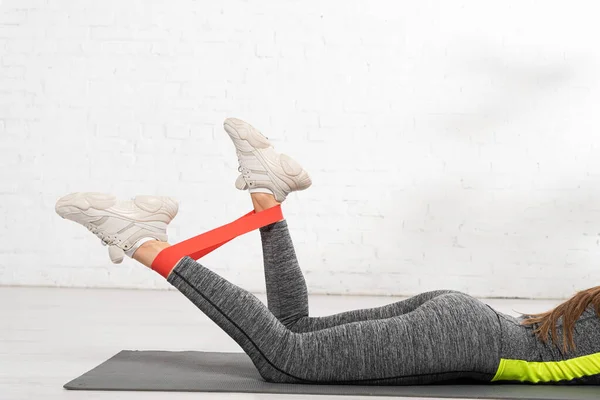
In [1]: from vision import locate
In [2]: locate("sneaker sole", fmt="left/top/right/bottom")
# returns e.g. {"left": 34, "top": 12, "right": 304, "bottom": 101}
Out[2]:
{"left": 55, "top": 192, "right": 117, "bottom": 216}
{"left": 224, "top": 118, "right": 272, "bottom": 149}
{"left": 254, "top": 151, "right": 312, "bottom": 192}
{"left": 56, "top": 192, "right": 179, "bottom": 222}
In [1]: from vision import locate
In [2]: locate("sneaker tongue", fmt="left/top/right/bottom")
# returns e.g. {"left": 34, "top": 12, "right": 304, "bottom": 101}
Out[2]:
{"left": 108, "top": 246, "right": 125, "bottom": 264}
{"left": 235, "top": 175, "right": 248, "bottom": 190}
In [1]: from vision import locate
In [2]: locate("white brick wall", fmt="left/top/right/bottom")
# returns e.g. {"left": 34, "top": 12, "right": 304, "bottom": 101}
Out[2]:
{"left": 1, "top": 0, "right": 599, "bottom": 298}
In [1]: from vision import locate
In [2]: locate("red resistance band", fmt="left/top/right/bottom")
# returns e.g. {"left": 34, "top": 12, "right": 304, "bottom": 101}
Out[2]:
{"left": 151, "top": 205, "right": 283, "bottom": 278}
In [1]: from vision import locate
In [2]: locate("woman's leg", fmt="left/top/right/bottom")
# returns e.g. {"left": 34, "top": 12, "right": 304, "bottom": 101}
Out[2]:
{"left": 136, "top": 248, "right": 501, "bottom": 384}
{"left": 223, "top": 120, "right": 449, "bottom": 332}
{"left": 253, "top": 193, "right": 460, "bottom": 332}
{"left": 56, "top": 190, "right": 501, "bottom": 384}
{"left": 224, "top": 120, "right": 452, "bottom": 332}
{"left": 260, "top": 219, "right": 459, "bottom": 332}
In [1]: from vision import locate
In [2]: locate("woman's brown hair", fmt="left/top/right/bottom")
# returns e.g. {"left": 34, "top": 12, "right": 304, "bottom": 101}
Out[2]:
{"left": 521, "top": 286, "right": 600, "bottom": 352}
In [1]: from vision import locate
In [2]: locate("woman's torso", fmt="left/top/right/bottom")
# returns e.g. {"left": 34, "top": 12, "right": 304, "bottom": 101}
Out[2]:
{"left": 493, "top": 306, "right": 600, "bottom": 384}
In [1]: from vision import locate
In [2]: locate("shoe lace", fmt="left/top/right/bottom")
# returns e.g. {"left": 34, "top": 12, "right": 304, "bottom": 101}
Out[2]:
{"left": 236, "top": 152, "right": 251, "bottom": 178}
{"left": 85, "top": 223, "right": 121, "bottom": 246}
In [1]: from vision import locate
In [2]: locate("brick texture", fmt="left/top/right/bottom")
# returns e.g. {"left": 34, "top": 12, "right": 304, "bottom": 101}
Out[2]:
{"left": 1, "top": 0, "right": 599, "bottom": 298}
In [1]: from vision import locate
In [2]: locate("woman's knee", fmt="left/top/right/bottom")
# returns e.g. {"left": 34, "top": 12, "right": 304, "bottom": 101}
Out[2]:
{"left": 257, "top": 363, "right": 303, "bottom": 383}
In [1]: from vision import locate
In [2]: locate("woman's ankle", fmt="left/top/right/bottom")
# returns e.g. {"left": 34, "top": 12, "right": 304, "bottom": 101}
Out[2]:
{"left": 251, "top": 192, "right": 281, "bottom": 212}
{"left": 133, "top": 240, "right": 171, "bottom": 268}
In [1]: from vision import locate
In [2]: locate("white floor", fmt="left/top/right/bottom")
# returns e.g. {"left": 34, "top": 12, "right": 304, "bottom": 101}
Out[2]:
{"left": 1, "top": 286, "right": 561, "bottom": 400}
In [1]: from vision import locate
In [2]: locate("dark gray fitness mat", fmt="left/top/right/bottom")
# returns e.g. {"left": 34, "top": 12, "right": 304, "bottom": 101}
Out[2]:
{"left": 64, "top": 350, "right": 600, "bottom": 399}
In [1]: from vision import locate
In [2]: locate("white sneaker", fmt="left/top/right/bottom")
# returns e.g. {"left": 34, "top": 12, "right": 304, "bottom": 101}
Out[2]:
{"left": 55, "top": 192, "right": 178, "bottom": 264}
{"left": 223, "top": 118, "right": 312, "bottom": 202}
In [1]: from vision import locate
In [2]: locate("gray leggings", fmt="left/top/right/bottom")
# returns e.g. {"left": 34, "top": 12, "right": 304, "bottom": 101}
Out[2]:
{"left": 166, "top": 220, "right": 503, "bottom": 384}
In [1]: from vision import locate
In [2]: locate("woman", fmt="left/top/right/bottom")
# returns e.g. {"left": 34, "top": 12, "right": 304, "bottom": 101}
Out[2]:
{"left": 55, "top": 118, "right": 600, "bottom": 385}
